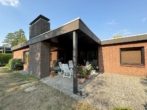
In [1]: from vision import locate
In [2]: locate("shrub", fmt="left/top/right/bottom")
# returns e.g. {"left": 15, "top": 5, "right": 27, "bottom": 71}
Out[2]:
{"left": 78, "top": 64, "right": 94, "bottom": 78}
{"left": 7, "top": 58, "right": 23, "bottom": 70}
{"left": 0, "top": 53, "right": 12, "bottom": 66}
{"left": 78, "top": 66, "right": 87, "bottom": 78}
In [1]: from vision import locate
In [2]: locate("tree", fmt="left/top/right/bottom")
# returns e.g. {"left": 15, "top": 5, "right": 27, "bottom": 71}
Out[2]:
{"left": 112, "top": 34, "right": 123, "bottom": 39}
{"left": 3, "top": 29, "right": 27, "bottom": 47}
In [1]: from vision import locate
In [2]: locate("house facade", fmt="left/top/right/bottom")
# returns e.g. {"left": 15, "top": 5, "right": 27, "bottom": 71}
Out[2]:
{"left": 12, "top": 15, "right": 147, "bottom": 79}
{"left": 99, "top": 35, "right": 147, "bottom": 76}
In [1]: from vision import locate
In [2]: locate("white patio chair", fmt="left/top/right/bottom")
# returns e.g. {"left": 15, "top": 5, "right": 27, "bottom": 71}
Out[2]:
{"left": 68, "top": 60, "right": 73, "bottom": 69}
{"left": 62, "top": 64, "right": 72, "bottom": 78}
{"left": 58, "top": 62, "right": 63, "bottom": 75}
{"left": 86, "top": 61, "right": 89, "bottom": 66}
{"left": 58, "top": 62, "right": 62, "bottom": 68}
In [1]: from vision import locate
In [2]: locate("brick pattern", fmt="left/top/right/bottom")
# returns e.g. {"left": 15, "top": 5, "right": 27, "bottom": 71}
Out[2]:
{"left": 99, "top": 42, "right": 147, "bottom": 76}
{"left": 29, "top": 19, "right": 49, "bottom": 39}
{"left": 13, "top": 41, "right": 147, "bottom": 77}
{"left": 29, "top": 42, "right": 50, "bottom": 78}
{"left": 13, "top": 48, "right": 29, "bottom": 71}
{"left": 13, "top": 47, "right": 58, "bottom": 74}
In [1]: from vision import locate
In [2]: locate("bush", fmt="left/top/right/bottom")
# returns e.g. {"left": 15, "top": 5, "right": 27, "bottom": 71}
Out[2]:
{"left": 78, "top": 64, "right": 94, "bottom": 78}
{"left": 7, "top": 58, "right": 23, "bottom": 70}
{"left": 0, "top": 53, "right": 12, "bottom": 66}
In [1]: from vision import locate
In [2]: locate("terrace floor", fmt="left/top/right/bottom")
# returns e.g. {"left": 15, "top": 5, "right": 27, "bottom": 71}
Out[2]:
{"left": 41, "top": 75, "right": 78, "bottom": 99}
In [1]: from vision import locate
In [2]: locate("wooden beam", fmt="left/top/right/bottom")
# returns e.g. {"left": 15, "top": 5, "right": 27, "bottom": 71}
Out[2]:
{"left": 73, "top": 31, "right": 78, "bottom": 94}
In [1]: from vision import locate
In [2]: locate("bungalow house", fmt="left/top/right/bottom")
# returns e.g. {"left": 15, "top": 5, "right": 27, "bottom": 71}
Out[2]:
{"left": 0, "top": 46, "right": 12, "bottom": 53}
{"left": 12, "top": 15, "right": 147, "bottom": 93}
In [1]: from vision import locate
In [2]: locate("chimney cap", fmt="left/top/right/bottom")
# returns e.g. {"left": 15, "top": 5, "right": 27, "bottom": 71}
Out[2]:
{"left": 29, "top": 15, "right": 50, "bottom": 25}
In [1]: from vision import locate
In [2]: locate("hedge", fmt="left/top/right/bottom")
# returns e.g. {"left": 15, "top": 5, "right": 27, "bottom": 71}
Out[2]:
{"left": 0, "top": 53, "right": 12, "bottom": 66}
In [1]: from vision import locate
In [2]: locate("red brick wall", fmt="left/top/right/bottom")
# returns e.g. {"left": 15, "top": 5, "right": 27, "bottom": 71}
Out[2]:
{"left": 13, "top": 48, "right": 29, "bottom": 71}
{"left": 13, "top": 48, "right": 58, "bottom": 72}
{"left": 99, "top": 42, "right": 147, "bottom": 76}
{"left": 50, "top": 51, "right": 58, "bottom": 68}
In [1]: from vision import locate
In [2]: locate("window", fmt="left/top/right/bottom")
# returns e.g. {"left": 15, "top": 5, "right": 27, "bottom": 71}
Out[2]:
{"left": 120, "top": 47, "right": 144, "bottom": 65}
{"left": 23, "top": 51, "right": 29, "bottom": 64}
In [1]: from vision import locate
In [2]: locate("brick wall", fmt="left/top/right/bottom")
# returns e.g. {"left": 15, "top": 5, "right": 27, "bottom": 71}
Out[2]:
{"left": 50, "top": 51, "right": 58, "bottom": 68}
{"left": 99, "top": 42, "right": 147, "bottom": 76}
{"left": 13, "top": 41, "right": 147, "bottom": 76}
{"left": 29, "top": 42, "right": 50, "bottom": 78}
{"left": 13, "top": 48, "right": 29, "bottom": 71}
{"left": 13, "top": 47, "right": 58, "bottom": 74}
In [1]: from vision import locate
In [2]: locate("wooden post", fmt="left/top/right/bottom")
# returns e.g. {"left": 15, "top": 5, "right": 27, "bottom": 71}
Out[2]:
{"left": 73, "top": 31, "right": 78, "bottom": 94}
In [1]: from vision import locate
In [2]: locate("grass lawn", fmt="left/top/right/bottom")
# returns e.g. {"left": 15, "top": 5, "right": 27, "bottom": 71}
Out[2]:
{"left": 0, "top": 67, "right": 96, "bottom": 110}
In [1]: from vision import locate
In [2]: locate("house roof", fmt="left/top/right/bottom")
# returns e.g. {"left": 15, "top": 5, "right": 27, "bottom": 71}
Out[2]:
{"left": 0, "top": 46, "right": 11, "bottom": 50}
{"left": 12, "top": 17, "right": 100, "bottom": 51}
{"left": 29, "top": 15, "right": 50, "bottom": 25}
{"left": 101, "top": 34, "right": 147, "bottom": 45}
{"left": 29, "top": 18, "right": 100, "bottom": 44}
{"left": 12, "top": 41, "right": 29, "bottom": 51}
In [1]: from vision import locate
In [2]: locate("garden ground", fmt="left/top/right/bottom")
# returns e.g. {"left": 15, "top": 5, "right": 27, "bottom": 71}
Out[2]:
{"left": 0, "top": 67, "right": 147, "bottom": 110}
{"left": 83, "top": 73, "right": 147, "bottom": 110}
{"left": 0, "top": 67, "right": 95, "bottom": 110}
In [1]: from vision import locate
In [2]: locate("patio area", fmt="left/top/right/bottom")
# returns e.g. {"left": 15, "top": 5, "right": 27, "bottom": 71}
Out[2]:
{"left": 41, "top": 75, "right": 80, "bottom": 100}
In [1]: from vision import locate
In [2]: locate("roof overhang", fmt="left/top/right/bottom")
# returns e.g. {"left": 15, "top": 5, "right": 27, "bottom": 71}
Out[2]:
{"left": 12, "top": 41, "right": 29, "bottom": 51}
{"left": 12, "top": 18, "right": 100, "bottom": 51}
{"left": 101, "top": 34, "right": 147, "bottom": 46}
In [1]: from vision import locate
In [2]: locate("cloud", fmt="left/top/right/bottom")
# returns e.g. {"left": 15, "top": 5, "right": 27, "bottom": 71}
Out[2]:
{"left": 107, "top": 20, "right": 118, "bottom": 25}
{"left": 0, "top": 0, "right": 20, "bottom": 7}
{"left": 142, "top": 17, "right": 147, "bottom": 23}
{"left": 112, "top": 29, "right": 131, "bottom": 36}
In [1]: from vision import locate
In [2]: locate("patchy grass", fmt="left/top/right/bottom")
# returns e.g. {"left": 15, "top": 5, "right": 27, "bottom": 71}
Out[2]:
{"left": 0, "top": 67, "right": 12, "bottom": 73}
{"left": 113, "top": 107, "right": 132, "bottom": 110}
{"left": 1, "top": 67, "right": 141, "bottom": 110}
{"left": 74, "top": 101, "right": 97, "bottom": 110}
{"left": 12, "top": 72, "right": 38, "bottom": 81}
{"left": 0, "top": 67, "right": 97, "bottom": 110}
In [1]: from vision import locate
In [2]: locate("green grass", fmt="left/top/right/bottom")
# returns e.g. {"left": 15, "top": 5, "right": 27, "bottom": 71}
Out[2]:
{"left": 0, "top": 67, "right": 12, "bottom": 73}
{"left": 113, "top": 107, "right": 132, "bottom": 110}
{"left": 12, "top": 72, "right": 39, "bottom": 81}
{"left": 0, "top": 66, "right": 38, "bottom": 82}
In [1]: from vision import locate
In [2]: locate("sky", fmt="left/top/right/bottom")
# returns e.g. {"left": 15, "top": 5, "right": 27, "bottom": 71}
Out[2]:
{"left": 0, "top": 0, "right": 147, "bottom": 46}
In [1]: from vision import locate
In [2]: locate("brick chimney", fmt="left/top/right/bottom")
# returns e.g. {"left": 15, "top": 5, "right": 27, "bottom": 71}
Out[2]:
{"left": 29, "top": 15, "right": 50, "bottom": 39}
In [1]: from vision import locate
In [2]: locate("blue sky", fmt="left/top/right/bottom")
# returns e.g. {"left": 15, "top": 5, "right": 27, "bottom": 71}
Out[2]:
{"left": 0, "top": 0, "right": 147, "bottom": 46}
